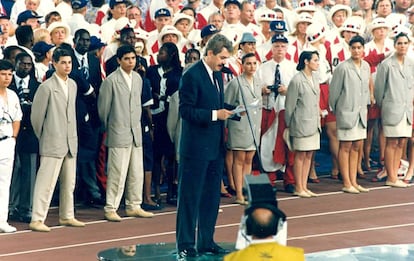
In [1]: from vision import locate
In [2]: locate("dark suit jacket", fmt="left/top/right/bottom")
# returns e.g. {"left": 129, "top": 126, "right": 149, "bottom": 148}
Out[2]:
{"left": 9, "top": 77, "right": 40, "bottom": 153}
{"left": 179, "top": 60, "right": 226, "bottom": 161}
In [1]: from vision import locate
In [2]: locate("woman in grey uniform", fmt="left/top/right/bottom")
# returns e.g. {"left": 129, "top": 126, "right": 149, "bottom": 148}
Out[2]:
{"left": 329, "top": 35, "right": 371, "bottom": 194}
{"left": 285, "top": 50, "right": 321, "bottom": 198}
{"left": 224, "top": 53, "right": 262, "bottom": 205}
{"left": 374, "top": 32, "right": 414, "bottom": 188}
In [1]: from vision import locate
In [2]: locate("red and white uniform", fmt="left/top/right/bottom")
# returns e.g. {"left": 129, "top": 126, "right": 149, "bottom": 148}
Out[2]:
{"left": 196, "top": 2, "right": 221, "bottom": 29}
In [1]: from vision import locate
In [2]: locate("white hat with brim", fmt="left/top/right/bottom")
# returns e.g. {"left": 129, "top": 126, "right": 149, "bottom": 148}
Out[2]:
{"left": 296, "top": 0, "right": 316, "bottom": 13}
{"left": 257, "top": 9, "right": 278, "bottom": 22}
{"left": 385, "top": 13, "right": 407, "bottom": 32}
{"left": 389, "top": 25, "right": 413, "bottom": 40}
{"left": 292, "top": 12, "right": 314, "bottom": 34}
{"left": 328, "top": 4, "right": 352, "bottom": 27}
{"left": 338, "top": 16, "right": 364, "bottom": 35}
{"left": 157, "top": 25, "right": 183, "bottom": 44}
{"left": 369, "top": 17, "right": 390, "bottom": 33}
{"left": 172, "top": 13, "right": 194, "bottom": 29}
{"left": 306, "top": 22, "right": 326, "bottom": 43}
{"left": 47, "top": 21, "right": 71, "bottom": 37}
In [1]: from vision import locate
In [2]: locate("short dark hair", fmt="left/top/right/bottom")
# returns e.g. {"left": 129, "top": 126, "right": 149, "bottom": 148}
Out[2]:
{"left": 45, "top": 11, "right": 61, "bottom": 25}
{"left": 0, "top": 59, "right": 14, "bottom": 71}
{"left": 241, "top": 52, "right": 256, "bottom": 64}
{"left": 296, "top": 50, "right": 319, "bottom": 71}
{"left": 204, "top": 34, "right": 233, "bottom": 56}
{"left": 15, "top": 52, "right": 33, "bottom": 64}
{"left": 349, "top": 35, "right": 365, "bottom": 47}
{"left": 394, "top": 32, "right": 411, "bottom": 45}
{"left": 52, "top": 47, "right": 72, "bottom": 63}
{"left": 15, "top": 25, "right": 33, "bottom": 46}
{"left": 3, "top": 46, "right": 25, "bottom": 61}
{"left": 184, "top": 48, "right": 200, "bottom": 64}
{"left": 74, "top": 28, "right": 90, "bottom": 42}
{"left": 116, "top": 44, "right": 136, "bottom": 59}
{"left": 180, "top": 6, "right": 196, "bottom": 17}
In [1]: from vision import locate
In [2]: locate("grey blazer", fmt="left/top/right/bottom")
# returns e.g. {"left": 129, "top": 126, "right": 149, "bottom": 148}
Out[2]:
{"left": 285, "top": 71, "right": 321, "bottom": 137}
{"left": 31, "top": 73, "right": 78, "bottom": 158}
{"left": 98, "top": 68, "right": 143, "bottom": 148}
{"left": 224, "top": 74, "right": 262, "bottom": 150}
{"left": 374, "top": 54, "right": 414, "bottom": 126}
{"left": 329, "top": 58, "right": 371, "bottom": 129}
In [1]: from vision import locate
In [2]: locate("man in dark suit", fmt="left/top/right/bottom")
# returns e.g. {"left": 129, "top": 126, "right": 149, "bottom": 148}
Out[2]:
{"left": 176, "top": 34, "right": 234, "bottom": 260}
{"left": 8, "top": 52, "right": 39, "bottom": 223}
{"left": 72, "top": 28, "right": 104, "bottom": 206}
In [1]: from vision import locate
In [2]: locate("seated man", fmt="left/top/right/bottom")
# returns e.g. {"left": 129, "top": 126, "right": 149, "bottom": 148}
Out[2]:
{"left": 224, "top": 203, "right": 305, "bottom": 261}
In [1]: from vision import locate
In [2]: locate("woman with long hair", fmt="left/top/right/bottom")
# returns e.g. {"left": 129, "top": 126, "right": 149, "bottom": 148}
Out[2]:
{"left": 285, "top": 50, "right": 321, "bottom": 198}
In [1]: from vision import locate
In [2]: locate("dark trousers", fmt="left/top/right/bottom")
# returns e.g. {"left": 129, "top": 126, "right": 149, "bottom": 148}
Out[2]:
{"left": 176, "top": 153, "right": 223, "bottom": 251}
{"left": 9, "top": 152, "right": 37, "bottom": 215}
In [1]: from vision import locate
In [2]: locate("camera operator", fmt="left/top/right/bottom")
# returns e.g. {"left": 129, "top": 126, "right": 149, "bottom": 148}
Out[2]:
{"left": 224, "top": 203, "right": 305, "bottom": 261}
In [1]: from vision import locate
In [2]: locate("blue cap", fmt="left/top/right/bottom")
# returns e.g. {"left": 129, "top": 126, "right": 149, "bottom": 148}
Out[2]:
{"left": 71, "top": 0, "right": 87, "bottom": 9}
{"left": 270, "top": 20, "right": 287, "bottom": 32}
{"left": 154, "top": 8, "right": 171, "bottom": 18}
{"left": 32, "top": 41, "right": 54, "bottom": 56}
{"left": 240, "top": 32, "right": 256, "bottom": 43}
{"left": 271, "top": 34, "right": 288, "bottom": 43}
{"left": 17, "top": 10, "right": 42, "bottom": 25}
{"left": 224, "top": 0, "right": 241, "bottom": 9}
{"left": 109, "top": 0, "right": 128, "bottom": 9}
{"left": 0, "top": 13, "right": 9, "bottom": 20}
{"left": 89, "top": 36, "right": 107, "bottom": 51}
{"left": 201, "top": 24, "right": 219, "bottom": 38}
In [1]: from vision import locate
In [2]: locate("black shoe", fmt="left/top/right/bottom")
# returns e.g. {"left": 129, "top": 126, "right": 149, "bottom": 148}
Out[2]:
{"left": 141, "top": 203, "right": 163, "bottom": 211}
{"left": 177, "top": 248, "right": 198, "bottom": 260}
{"left": 86, "top": 197, "right": 105, "bottom": 208}
{"left": 167, "top": 196, "right": 178, "bottom": 206}
{"left": 284, "top": 184, "right": 295, "bottom": 194}
{"left": 198, "top": 244, "right": 230, "bottom": 255}
{"left": 19, "top": 214, "right": 32, "bottom": 223}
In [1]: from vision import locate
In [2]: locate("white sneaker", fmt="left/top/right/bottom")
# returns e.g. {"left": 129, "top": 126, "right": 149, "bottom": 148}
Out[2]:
{"left": 0, "top": 222, "right": 17, "bottom": 233}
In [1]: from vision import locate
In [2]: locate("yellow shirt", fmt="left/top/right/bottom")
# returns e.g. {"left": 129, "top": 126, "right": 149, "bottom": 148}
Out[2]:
{"left": 224, "top": 242, "right": 305, "bottom": 261}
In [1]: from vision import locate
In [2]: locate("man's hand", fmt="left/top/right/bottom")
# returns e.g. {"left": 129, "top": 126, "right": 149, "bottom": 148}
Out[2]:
{"left": 262, "top": 86, "right": 271, "bottom": 95}
{"left": 278, "top": 84, "right": 287, "bottom": 95}
{"left": 217, "top": 109, "right": 233, "bottom": 120}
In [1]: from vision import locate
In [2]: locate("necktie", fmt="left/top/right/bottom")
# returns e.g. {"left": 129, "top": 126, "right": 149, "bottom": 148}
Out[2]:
{"left": 18, "top": 79, "right": 24, "bottom": 97}
{"left": 274, "top": 64, "right": 281, "bottom": 87}
{"left": 81, "top": 57, "right": 89, "bottom": 79}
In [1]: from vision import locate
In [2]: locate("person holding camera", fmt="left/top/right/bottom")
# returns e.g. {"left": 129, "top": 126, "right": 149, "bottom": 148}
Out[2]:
{"left": 224, "top": 203, "right": 304, "bottom": 261}
{"left": 256, "top": 34, "right": 296, "bottom": 193}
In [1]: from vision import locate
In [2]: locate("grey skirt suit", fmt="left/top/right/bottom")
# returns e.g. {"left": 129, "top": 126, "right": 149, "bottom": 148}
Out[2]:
{"left": 374, "top": 54, "right": 414, "bottom": 138}
{"left": 224, "top": 75, "right": 262, "bottom": 150}
{"left": 285, "top": 71, "right": 321, "bottom": 151}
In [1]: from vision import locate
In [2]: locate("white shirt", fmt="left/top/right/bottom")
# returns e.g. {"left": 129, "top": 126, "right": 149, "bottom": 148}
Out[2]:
{"left": 120, "top": 67, "right": 132, "bottom": 91}
{"left": 55, "top": 74, "right": 69, "bottom": 100}
{"left": 0, "top": 89, "right": 22, "bottom": 137}
{"left": 256, "top": 58, "right": 296, "bottom": 111}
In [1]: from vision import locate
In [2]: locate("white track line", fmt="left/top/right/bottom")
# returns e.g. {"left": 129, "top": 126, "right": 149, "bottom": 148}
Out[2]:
{"left": 1, "top": 201, "right": 414, "bottom": 257}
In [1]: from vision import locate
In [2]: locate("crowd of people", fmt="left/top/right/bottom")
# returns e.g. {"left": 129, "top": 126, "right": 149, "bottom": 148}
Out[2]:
{"left": 0, "top": 0, "right": 413, "bottom": 258}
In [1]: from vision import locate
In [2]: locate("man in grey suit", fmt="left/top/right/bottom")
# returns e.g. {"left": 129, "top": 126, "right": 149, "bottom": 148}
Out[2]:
{"left": 30, "top": 48, "right": 85, "bottom": 232}
{"left": 98, "top": 45, "right": 154, "bottom": 222}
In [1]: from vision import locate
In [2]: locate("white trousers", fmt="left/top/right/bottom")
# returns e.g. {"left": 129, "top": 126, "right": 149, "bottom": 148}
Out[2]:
{"left": 31, "top": 154, "right": 76, "bottom": 222}
{"left": 0, "top": 138, "right": 15, "bottom": 223}
{"left": 104, "top": 145, "right": 144, "bottom": 213}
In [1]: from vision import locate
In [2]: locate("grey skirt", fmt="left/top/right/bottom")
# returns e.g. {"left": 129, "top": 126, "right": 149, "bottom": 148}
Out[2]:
{"left": 292, "top": 132, "right": 320, "bottom": 151}
{"left": 337, "top": 119, "right": 367, "bottom": 141}
{"left": 383, "top": 117, "right": 412, "bottom": 138}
